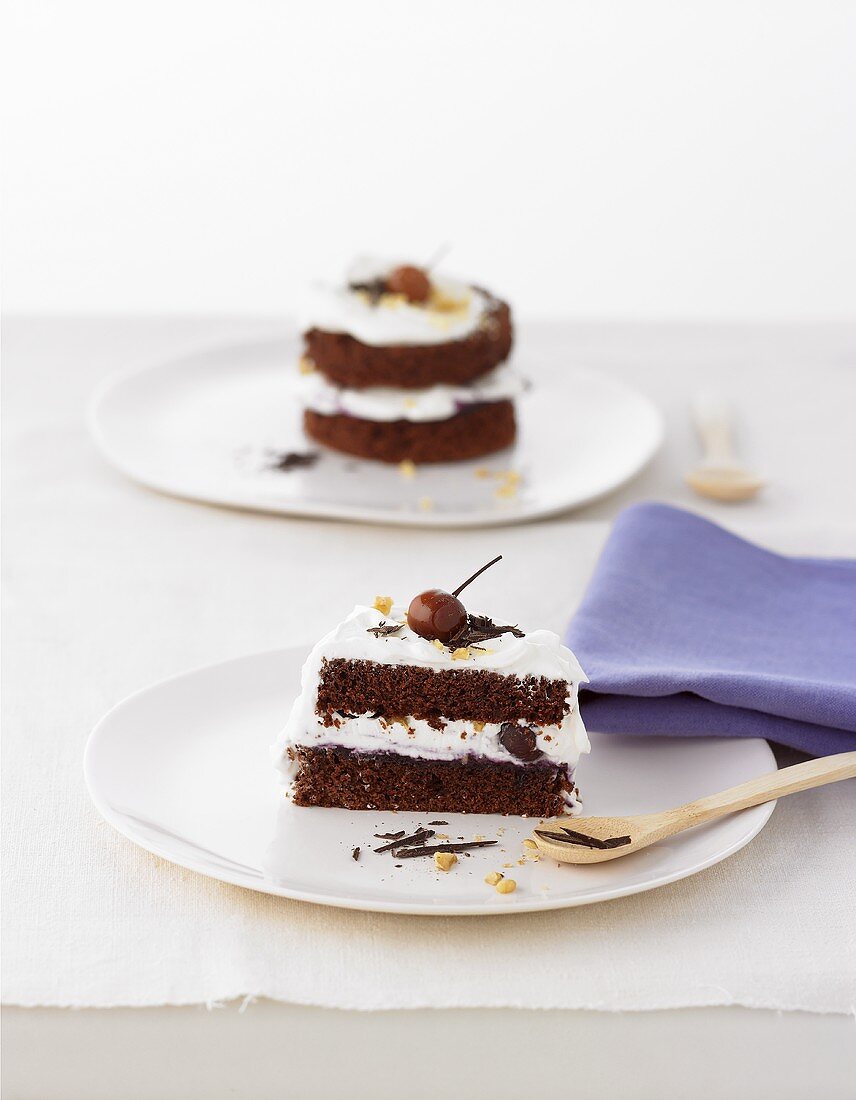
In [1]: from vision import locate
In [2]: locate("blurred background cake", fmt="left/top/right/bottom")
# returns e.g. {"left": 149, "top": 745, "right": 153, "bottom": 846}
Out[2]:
{"left": 296, "top": 257, "right": 523, "bottom": 463}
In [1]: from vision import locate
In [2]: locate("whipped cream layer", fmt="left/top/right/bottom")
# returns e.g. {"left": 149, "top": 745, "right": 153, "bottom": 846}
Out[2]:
{"left": 298, "top": 256, "right": 492, "bottom": 347}
{"left": 273, "top": 605, "right": 590, "bottom": 792}
{"left": 297, "top": 362, "right": 525, "bottom": 423}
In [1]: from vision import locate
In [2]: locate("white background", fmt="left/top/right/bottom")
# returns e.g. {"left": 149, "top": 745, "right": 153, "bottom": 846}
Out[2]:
{"left": 4, "top": 0, "right": 856, "bottom": 320}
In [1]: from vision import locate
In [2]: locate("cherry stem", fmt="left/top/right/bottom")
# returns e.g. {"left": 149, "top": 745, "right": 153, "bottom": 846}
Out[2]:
{"left": 452, "top": 555, "right": 503, "bottom": 598}
{"left": 423, "top": 242, "right": 452, "bottom": 272}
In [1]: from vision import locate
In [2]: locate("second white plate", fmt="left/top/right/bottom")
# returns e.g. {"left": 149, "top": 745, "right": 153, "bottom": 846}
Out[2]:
{"left": 84, "top": 646, "right": 777, "bottom": 916}
{"left": 88, "top": 335, "right": 663, "bottom": 527}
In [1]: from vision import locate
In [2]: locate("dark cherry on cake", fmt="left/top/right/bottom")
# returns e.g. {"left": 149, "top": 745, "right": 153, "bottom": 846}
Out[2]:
{"left": 407, "top": 556, "right": 503, "bottom": 643}
{"left": 386, "top": 264, "right": 432, "bottom": 303}
{"left": 407, "top": 588, "right": 467, "bottom": 643}
{"left": 498, "top": 723, "right": 543, "bottom": 762}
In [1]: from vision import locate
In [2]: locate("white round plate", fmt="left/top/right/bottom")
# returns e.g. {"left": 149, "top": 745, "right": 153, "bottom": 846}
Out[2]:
{"left": 84, "top": 647, "right": 777, "bottom": 916}
{"left": 88, "top": 335, "right": 663, "bottom": 527}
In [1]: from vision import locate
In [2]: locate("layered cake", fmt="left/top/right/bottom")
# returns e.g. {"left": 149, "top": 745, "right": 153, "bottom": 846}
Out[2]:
{"left": 296, "top": 257, "right": 523, "bottom": 463}
{"left": 274, "top": 558, "right": 589, "bottom": 816}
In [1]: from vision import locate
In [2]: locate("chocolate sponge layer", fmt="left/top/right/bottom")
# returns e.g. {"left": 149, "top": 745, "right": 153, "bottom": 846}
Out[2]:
{"left": 303, "top": 295, "right": 512, "bottom": 390}
{"left": 303, "top": 400, "right": 515, "bottom": 464}
{"left": 315, "top": 658, "right": 570, "bottom": 728}
{"left": 289, "top": 745, "right": 573, "bottom": 817}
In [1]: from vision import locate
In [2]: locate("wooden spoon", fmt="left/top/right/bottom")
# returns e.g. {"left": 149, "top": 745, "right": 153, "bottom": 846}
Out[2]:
{"left": 532, "top": 752, "right": 856, "bottom": 865}
{"left": 685, "top": 391, "right": 765, "bottom": 502}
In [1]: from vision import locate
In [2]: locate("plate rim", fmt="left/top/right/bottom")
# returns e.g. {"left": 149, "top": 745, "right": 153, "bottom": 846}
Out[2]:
{"left": 86, "top": 334, "right": 665, "bottom": 529}
{"left": 83, "top": 645, "right": 777, "bottom": 917}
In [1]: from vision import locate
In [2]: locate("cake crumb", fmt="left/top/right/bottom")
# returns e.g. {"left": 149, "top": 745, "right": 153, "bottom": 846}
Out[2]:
{"left": 451, "top": 647, "right": 471, "bottom": 661}
{"left": 472, "top": 720, "right": 485, "bottom": 732}
{"left": 298, "top": 356, "right": 316, "bottom": 375}
{"left": 496, "top": 878, "right": 517, "bottom": 894}
{"left": 503, "top": 862, "right": 515, "bottom": 869}
{"left": 522, "top": 839, "right": 539, "bottom": 850}
{"left": 418, "top": 496, "right": 434, "bottom": 511}
{"left": 373, "top": 595, "right": 393, "bottom": 616}
{"left": 434, "top": 852, "right": 457, "bottom": 872}
{"left": 494, "top": 469, "right": 522, "bottom": 500}
{"left": 484, "top": 871, "right": 503, "bottom": 886}
{"left": 432, "top": 639, "right": 445, "bottom": 651}
{"left": 474, "top": 467, "right": 493, "bottom": 479}
{"left": 399, "top": 460, "right": 417, "bottom": 479}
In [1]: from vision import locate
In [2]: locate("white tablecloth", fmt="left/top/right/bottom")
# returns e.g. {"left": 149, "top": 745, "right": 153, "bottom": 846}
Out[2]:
{"left": 3, "top": 317, "right": 855, "bottom": 1012}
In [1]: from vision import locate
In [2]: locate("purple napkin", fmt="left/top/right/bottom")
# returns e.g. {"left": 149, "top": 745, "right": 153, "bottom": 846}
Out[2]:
{"left": 565, "top": 503, "right": 856, "bottom": 756}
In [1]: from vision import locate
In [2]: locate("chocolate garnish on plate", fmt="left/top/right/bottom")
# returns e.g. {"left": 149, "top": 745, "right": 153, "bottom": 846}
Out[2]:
{"left": 391, "top": 840, "right": 499, "bottom": 860}
{"left": 268, "top": 450, "right": 319, "bottom": 472}
{"left": 373, "top": 828, "right": 435, "bottom": 854}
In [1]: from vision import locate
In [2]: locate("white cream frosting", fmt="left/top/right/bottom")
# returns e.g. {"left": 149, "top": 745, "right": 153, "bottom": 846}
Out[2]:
{"left": 298, "top": 256, "right": 494, "bottom": 347}
{"left": 297, "top": 362, "right": 525, "bottom": 423}
{"left": 273, "top": 605, "right": 590, "bottom": 796}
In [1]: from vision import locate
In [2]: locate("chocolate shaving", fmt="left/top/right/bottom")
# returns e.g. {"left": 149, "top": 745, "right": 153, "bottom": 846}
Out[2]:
{"left": 392, "top": 840, "right": 499, "bottom": 859}
{"left": 351, "top": 847, "right": 361, "bottom": 861}
{"left": 535, "top": 828, "right": 632, "bottom": 850}
{"left": 268, "top": 451, "right": 319, "bottom": 472}
{"left": 428, "top": 820, "right": 448, "bottom": 826}
{"left": 374, "top": 830, "right": 405, "bottom": 841}
{"left": 373, "top": 828, "right": 435, "bottom": 854}
{"left": 348, "top": 278, "right": 387, "bottom": 304}
{"left": 367, "top": 621, "right": 404, "bottom": 638}
{"left": 447, "top": 613, "right": 525, "bottom": 650}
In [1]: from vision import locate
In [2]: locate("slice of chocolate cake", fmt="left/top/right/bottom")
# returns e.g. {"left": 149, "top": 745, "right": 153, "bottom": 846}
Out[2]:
{"left": 294, "top": 257, "right": 523, "bottom": 464}
{"left": 273, "top": 559, "right": 589, "bottom": 817}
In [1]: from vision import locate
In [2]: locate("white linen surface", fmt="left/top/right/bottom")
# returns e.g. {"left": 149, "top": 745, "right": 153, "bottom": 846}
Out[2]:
{"left": 3, "top": 318, "right": 855, "bottom": 1011}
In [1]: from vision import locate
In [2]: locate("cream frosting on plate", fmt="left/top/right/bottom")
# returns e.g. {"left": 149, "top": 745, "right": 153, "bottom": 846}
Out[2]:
{"left": 273, "top": 605, "right": 590, "bottom": 794}
{"left": 298, "top": 256, "right": 493, "bottom": 347}
{"left": 296, "top": 362, "right": 526, "bottom": 423}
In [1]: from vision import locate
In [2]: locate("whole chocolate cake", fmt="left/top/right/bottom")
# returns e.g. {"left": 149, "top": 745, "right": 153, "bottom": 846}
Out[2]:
{"left": 273, "top": 559, "right": 589, "bottom": 816}
{"left": 294, "top": 257, "right": 521, "bottom": 463}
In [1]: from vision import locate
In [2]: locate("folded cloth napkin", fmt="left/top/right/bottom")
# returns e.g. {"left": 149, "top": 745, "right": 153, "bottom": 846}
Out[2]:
{"left": 565, "top": 503, "right": 856, "bottom": 756}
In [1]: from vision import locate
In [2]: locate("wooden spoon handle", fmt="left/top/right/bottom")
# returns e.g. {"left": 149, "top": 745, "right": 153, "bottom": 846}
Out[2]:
{"left": 674, "top": 751, "right": 856, "bottom": 830}
{"left": 692, "top": 391, "right": 736, "bottom": 464}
